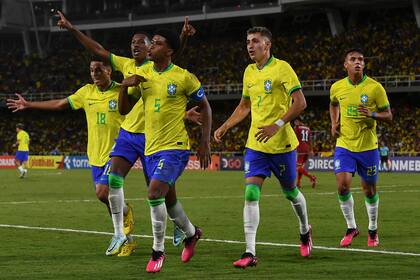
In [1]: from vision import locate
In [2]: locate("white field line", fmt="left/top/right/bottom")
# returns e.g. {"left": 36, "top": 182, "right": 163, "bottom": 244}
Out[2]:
{"left": 1, "top": 224, "right": 420, "bottom": 257}
{"left": 0, "top": 186, "right": 419, "bottom": 205}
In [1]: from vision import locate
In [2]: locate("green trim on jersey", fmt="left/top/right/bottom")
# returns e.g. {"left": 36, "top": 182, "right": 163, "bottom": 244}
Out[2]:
{"left": 153, "top": 63, "right": 174, "bottom": 74}
{"left": 257, "top": 55, "right": 274, "bottom": 70}
{"left": 135, "top": 59, "right": 149, "bottom": 67}
{"left": 242, "top": 95, "right": 250, "bottom": 99}
{"left": 67, "top": 97, "right": 76, "bottom": 110}
{"left": 96, "top": 81, "right": 115, "bottom": 93}
{"left": 347, "top": 74, "right": 367, "bottom": 86}
{"left": 288, "top": 85, "right": 302, "bottom": 95}
{"left": 378, "top": 104, "right": 390, "bottom": 111}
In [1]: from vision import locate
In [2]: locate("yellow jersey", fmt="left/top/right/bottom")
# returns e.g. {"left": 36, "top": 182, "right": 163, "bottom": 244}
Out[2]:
{"left": 137, "top": 63, "right": 202, "bottom": 155}
{"left": 330, "top": 75, "right": 390, "bottom": 152}
{"left": 110, "top": 53, "right": 150, "bottom": 133}
{"left": 242, "top": 56, "right": 300, "bottom": 154}
{"left": 17, "top": 130, "right": 30, "bottom": 151}
{"left": 67, "top": 81, "right": 125, "bottom": 166}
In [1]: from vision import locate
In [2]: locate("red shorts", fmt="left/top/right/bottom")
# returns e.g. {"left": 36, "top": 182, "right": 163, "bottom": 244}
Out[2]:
{"left": 297, "top": 153, "right": 309, "bottom": 165}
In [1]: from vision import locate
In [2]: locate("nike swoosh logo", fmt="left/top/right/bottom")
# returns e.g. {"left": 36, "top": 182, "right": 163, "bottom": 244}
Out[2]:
{"left": 143, "top": 87, "right": 150, "bottom": 90}
{"left": 247, "top": 84, "right": 255, "bottom": 88}
{"left": 128, "top": 72, "right": 134, "bottom": 75}
{"left": 339, "top": 97, "right": 346, "bottom": 100}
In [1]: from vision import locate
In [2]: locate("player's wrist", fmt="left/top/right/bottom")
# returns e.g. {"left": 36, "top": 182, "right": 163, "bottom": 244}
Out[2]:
{"left": 274, "top": 119, "right": 285, "bottom": 128}
{"left": 371, "top": 112, "right": 377, "bottom": 119}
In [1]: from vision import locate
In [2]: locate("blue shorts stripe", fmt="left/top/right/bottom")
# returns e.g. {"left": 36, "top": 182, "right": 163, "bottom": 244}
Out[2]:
{"left": 334, "top": 147, "right": 379, "bottom": 183}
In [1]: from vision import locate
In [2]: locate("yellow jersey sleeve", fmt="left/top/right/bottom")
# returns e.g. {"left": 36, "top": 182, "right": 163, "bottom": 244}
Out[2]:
{"left": 67, "top": 85, "right": 89, "bottom": 110}
{"left": 279, "top": 61, "right": 301, "bottom": 95}
{"left": 375, "top": 84, "right": 390, "bottom": 111}
{"left": 109, "top": 53, "right": 131, "bottom": 73}
{"left": 330, "top": 83, "right": 338, "bottom": 104}
{"left": 242, "top": 67, "right": 250, "bottom": 99}
{"left": 184, "top": 70, "right": 201, "bottom": 96}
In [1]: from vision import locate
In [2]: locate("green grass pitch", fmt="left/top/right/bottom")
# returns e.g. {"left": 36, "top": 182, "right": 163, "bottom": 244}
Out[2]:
{"left": 0, "top": 169, "right": 419, "bottom": 279}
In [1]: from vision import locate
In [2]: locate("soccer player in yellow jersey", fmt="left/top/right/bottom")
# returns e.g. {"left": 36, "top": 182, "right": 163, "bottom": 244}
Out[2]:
{"left": 121, "top": 29, "right": 212, "bottom": 273}
{"left": 13, "top": 123, "right": 30, "bottom": 178}
{"left": 56, "top": 11, "right": 200, "bottom": 255}
{"left": 7, "top": 58, "right": 126, "bottom": 250}
{"left": 330, "top": 49, "right": 392, "bottom": 247}
{"left": 214, "top": 27, "right": 312, "bottom": 268}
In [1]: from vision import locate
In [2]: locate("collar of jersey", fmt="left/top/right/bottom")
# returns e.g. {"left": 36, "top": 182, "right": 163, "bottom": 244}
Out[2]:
{"left": 257, "top": 55, "right": 274, "bottom": 70}
{"left": 97, "top": 80, "right": 115, "bottom": 93}
{"left": 347, "top": 74, "right": 367, "bottom": 86}
{"left": 153, "top": 63, "right": 174, "bottom": 74}
{"left": 135, "top": 59, "right": 149, "bottom": 67}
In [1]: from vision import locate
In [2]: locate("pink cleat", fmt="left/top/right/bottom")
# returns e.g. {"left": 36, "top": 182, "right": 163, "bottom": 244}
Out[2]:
{"left": 367, "top": 230, "right": 379, "bottom": 247}
{"left": 181, "top": 227, "right": 202, "bottom": 263}
{"left": 146, "top": 250, "right": 165, "bottom": 273}
{"left": 300, "top": 225, "right": 313, "bottom": 257}
{"left": 233, "top": 252, "right": 258, "bottom": 268}
{"left": 340, "top": 228, "right": 359, "bottom": 247}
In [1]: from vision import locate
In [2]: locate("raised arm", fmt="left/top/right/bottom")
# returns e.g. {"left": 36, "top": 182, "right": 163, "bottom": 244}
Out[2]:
{"left": 57, "top": 11, "right": 110, "bottom": 60}
{"left": 7, "top": 93, "right": 69, "bottom": 112}
{"left": 214, "top": 97, "right": 251, "bottom": 143}
{"left": 118, "top": 75, "right": 146, "bottom": 115}
{"left": 255, "top": 89, "right": 307, "bottom": 143}
{"left": 173, "top": 16, "right": 196, "bottom": 62}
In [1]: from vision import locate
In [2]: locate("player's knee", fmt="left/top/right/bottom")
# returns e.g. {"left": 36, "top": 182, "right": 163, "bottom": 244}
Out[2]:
{"left": 282, "top": 186, "right": 299, "bottom": 201}
{"left": 244, "top": 184, "right": 261, "bottom": 202}
{"left": 108, "top": 173, "right": 124, "bottom": 189}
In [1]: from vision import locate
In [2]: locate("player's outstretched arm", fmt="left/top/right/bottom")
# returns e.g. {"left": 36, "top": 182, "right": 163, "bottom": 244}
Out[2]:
{"left": 6, "top": 93, "right": 69, "bottom": 112}
{"left": 329, "top": 102, "right": 340, "bottom": 138}
{"left": 56, "top": 11, "right": 110, "bottom": 60}
{"left": 255, "top": 89, "right": 307, "bottom": 143}
{"left": 119, "top": 75, "right": 146, "bottom": 115}
{"left": 173, "top": 16, "right": 196, "bottom": 62}
{"left": 195, "top": 95, "right": 212, "bottom": 169}
{"left": 214, "top": 97, "right": 251, "bottom": 143}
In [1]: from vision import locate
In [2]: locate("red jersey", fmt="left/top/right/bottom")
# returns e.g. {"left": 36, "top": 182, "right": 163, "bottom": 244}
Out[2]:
{"left": 294, "top": 125, "right": 311, "bottom": 154}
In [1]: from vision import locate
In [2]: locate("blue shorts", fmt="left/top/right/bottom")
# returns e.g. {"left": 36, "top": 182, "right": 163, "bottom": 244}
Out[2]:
{"left": 109, "top": 128, "right": 149, "bottom": 183}
{"left": 334, "top": 147, "right": 379, "bottom": 184}
{"left": 145, "top": 150, "right": 190, "bottom": 187}
{"left": 244, "top": 148, "right": 297, "bottom": 185}
{"left": 91, "top": 160, "right": 111, "bottom": 187}
{"left": 15, "top": 151, "right": 29, "bottom": 162}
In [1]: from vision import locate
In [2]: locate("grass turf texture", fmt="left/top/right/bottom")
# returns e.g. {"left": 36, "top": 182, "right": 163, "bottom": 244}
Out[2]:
{"left": 0, "top": 169, "right": 419, "bottom": 279}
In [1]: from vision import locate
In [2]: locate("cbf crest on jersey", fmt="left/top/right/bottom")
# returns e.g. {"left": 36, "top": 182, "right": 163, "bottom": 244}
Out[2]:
{"left": 360, "top": 94, "right": 368, "bottom": 105}
{"left": 167, "top": 83, "right": 177, "bottom": 98}
{"left": 264, "top": 79, "right": 272, "bottom": 94}
{"left": 109, "top": 99, "right": 117, "bottom": 111}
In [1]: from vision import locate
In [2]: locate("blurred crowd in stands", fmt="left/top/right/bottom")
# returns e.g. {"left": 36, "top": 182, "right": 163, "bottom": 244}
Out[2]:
{"left": 1, "top": 100, "right": 419, "bottom": 156}
{"left": 1, "top": 8, "right": 419, "bottom": 156}
{"left": 0, "top": 10, "right": 418, "bottom": 94}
